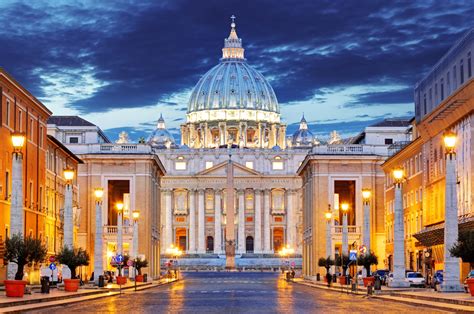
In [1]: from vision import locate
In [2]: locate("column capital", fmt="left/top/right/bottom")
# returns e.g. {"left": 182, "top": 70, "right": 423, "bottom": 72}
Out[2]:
{"left": 214, "top": 189, "right": 224, "bottom": 197}
{"left": 188, "top": 188, "right": 197, "bottom": 193}
{"left": 197, "top": 188, "right": 206, "bottom": 194}
{"left": 236, "top": 189, "right": 245, "bottom": 195}
{"left": 263, "top": 189, "right": 271, "bottom": 195}
{"left": 162, "top": 188, "right": 173, "bottom": 194}
{"left": 253, "top": 188, "right": 263, "bottom": 194}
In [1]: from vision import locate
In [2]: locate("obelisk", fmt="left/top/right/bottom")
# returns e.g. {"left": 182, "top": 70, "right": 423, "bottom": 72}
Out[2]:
{"left": 225, "top": 152, "right": 236, "bottom": 269}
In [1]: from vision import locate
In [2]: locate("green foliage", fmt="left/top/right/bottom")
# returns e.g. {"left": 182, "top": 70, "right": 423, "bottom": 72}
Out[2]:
{"left": 357, "top": 252, "right": 378, "bottom": 276}
{"left": 134, "top": 259, "right": 148, "bottom": 275}
{"left": 112, "top": 254, "right": 130, "bottom": 276}
{"left": 5, "top": 233, "right": 47, "bottom": 280}
{"left": 450, "top": 230, "right": 474, "bottom": 268}
{"left": 318, "top": 257, "right": 334, "bottom": 275}
{"left": 335, "top": 254, "right": 350, "bottom": 276}
{"left": 56, "top": 246, "right": 90, "bottom": 279}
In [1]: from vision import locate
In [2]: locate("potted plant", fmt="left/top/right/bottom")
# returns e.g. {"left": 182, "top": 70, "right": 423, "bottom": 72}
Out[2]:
{"left": 357, "top": 252, "right": 378, "bottom": 287}
{"left": 318, "top": 257, "right": 334, "bottom": 282}
{"left": 56, "top": 246, "right": 90, "bottom": 292}
{"left": 335, "top": 254, "right": 350, "bottom": 284}
{"left": 450, "top": 230, "right": 474, "bottom": 296}
{"left": 114, "top": 255, "right": 129, "bottom": 285}
{"left": 134, "top": 258, "right": 148, "bottom": 282}
{"left": 4, "top": 233, "right": 47, "bottom": 297}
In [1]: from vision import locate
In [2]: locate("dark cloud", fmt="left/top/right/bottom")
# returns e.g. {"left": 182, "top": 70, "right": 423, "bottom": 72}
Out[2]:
{"left": 0, "top": 0, "right": 472, "bottom": 119}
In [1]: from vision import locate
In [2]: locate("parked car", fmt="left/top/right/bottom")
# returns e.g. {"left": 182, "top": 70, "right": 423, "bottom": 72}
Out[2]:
{"left": 374, "top": 269, "right": 389, "bottom": 285}
{"left": 432, "top": 270, "right": 443, "bottom": 290}
{"left": 406, "top": 272, "right": 426, "bottom": 287}
{"left": 463, "top": 270, "right": 474, "bottom": 293}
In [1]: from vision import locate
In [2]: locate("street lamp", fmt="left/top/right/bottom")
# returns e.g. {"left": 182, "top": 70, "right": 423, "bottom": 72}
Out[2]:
{"left": 94, "top": 188, "right": 104, "bottom": 285}
{"left": 440, "top": 131, "right": 463, "bottom": 292}
{"left": 63, "top": 167, "right": 75, "bottom": 249}
{"left": 8, "top": 132, "right": 25, "bottom": 279}
{"left": 389, "top": 168, "right": 409, "bottom": 287}
{"left": 340, "top": 202, "right": 349, "bottom": 264}
{"left": 116, "top": 202, "right": 124, "bottom": 256}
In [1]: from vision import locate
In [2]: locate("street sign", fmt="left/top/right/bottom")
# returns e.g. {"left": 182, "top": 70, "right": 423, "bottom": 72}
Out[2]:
{"left": 49, "top": 263, "right": 56, "bottom": 271}
{"left": 49, "top": 256, "right": 55, "bottom": 263}
{"left": 349, "top": 250, "right": 357, "bottom": 261}
{"left": 116, "top": 254, "right": 124, "bottom": 263}
{"left": 358, "top": 245, "right": 367, "bottom": 254}
{"left": 127, "top": 259, "right": 133, "bottom": 267}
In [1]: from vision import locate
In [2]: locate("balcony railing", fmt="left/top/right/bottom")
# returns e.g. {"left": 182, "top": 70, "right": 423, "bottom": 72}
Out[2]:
{"left": 67, "top": 143, "right": 152, "bottom": 155}
{"left": 103, "top": 225, "right": 133, "bottom": 235}
{"left": 332, "top": 225, "right": 361, "bottom": 234}
{"left": 311, "top": 145, "right": 389, "bottom": 156}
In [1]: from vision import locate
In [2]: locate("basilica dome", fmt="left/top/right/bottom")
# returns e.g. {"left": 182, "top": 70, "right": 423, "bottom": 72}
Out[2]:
{"left": 147, "top": 114, "right": 176, "bottom": 148}
{"left": 186, "top": 19, "right": 280, "bottom": 124}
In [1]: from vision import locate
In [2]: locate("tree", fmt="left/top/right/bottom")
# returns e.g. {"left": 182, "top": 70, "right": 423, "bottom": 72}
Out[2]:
{"left": 134, "top": 258, "right": 149, "bottom": 275}
{"left": 5, "top": 233, "right": 47, "bottom": 280}
{"left": 318, "top": 257, "right": 334, "bottom": 275}
{"left": 450, "top": 230, "right": 474, "bottom": 269}
{"left": 112, "top": 254, "right": 130, "bottom": 276}
{"left": 335, "top": 254, "right": 350, "bottom": 276}
{"left": 357, "top": 252, "right": 378, "bottom": 277}
{"left": 56, "top": 246, "right": 90, "bottom": 279}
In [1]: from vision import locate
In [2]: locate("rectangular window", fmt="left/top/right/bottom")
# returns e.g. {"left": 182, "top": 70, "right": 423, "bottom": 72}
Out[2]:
{"left": 414, "top": 155, "right": 418, "bottom": 173}
{"left": 39, "top": 126, "right": 44, "bottom": 148}
{"left": 29, "top": 182, "right": 33, "bottom": 208}
{"left": 440, "top": 79, "right": 444, "bottom": 100}
{"left": 460, "top": 60, "right": 464, "bottom": 84}
{"left": 30, "top": 118, "right": 34, "bottom": 140}
{"left": 245, "top": 161, "right": 254, "bottom": 169}
{"left": 18, "top": 110, "right": 22, "bottom": 132}
{"left": 69, "top": 137, "right": 79, "bottom": 144}
{"left": 4, "top": 171, "right": 9, "bottom": 200}
{"left": 175, "top": 161, "right": 186, "bottom": 170}
{"left": 39, "top": 186, "right": 43, "bottom": 211}
{"left": 272, "top": 161, "right": 284, "bottom": 170}
{"left": 384, "top": 138, "right": 393, "bottom": 145}
{"left": 5, "top": 100, "right": 10, "bottom": 126}
{"left": 453, "top": 65, "right": 457, "bottom": 87}
{"left": 205, "top": 161, "right": 213, "bottom": 169}
{"left": 434, "top": 83, "right": 438, "bottom": 102}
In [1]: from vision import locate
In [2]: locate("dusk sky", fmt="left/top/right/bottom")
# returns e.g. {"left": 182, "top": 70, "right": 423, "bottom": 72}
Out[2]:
{"left": 1, "top": 0, "right": 473, "bottom": 142}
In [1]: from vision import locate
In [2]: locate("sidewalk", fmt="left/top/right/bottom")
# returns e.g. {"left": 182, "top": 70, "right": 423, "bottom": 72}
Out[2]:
{"left": 0, "top": 278, "right": 178, "bottom": 313}
{"left": 293, "top": 278, "right": 474, "bottom": 312}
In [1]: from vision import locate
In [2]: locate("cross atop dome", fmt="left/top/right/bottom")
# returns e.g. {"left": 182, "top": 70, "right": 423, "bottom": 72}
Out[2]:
{"left": 222, "top": 15, "right": 245, "bottom": 60}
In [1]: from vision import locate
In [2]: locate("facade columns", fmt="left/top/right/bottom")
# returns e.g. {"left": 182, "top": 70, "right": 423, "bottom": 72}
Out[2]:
{"left": 263, "top": 189, "right": 271, "bottom": 253}
{"left": 440, "top": 152, "right": 463, "bottom": 291}
{"left": 254, "top": 189, "right": 262, "bottom": 253}
{"left": 286, "top": 189, "right": 296, "bottom": 249}
{"left": 197, "top": 189, "right": 206, "bottom": 253}
{"left": 214, "top": 190, "right": 223, "bottom": 254}
{"left": 237, "top": 189, "right": 245, "bottom": 254}
{"left": 164, "top": 189, "right": 173, "bottom": 250}
{"left": 389, "top": 181, "right": 410, "bottom": 287}
{"left": 188, "top": 189, "right": 196, "bottom": 253}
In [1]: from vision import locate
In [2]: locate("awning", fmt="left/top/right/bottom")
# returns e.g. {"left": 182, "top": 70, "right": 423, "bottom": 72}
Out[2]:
{"left": 413, "top": 212, "right": 474, "bottom": 247}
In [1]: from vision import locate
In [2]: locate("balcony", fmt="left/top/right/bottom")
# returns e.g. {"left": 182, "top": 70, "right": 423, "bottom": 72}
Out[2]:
{"left": 103, "top": 225, "right": 133, "bottom": 235}
{"left": 67, "top": 143, "right": 152, "bottom": 155}
{"left": 311, "top": 145, "right": 389, "bottom": 156}
{"left": 330, "top": 225, "right": 361, "bottom": 243}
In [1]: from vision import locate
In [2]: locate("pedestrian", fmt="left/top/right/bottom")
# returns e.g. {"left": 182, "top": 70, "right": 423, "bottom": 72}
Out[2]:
{"left": 326, "top": 272, "right": 332, "bottom": 287}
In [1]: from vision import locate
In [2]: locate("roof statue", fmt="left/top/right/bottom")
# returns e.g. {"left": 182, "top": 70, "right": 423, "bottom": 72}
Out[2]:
{"left": 328, "top": 130, "right": 342, "bottom": 145}
{"left": 116, "top": 131, "right": 130, "bottom": 144}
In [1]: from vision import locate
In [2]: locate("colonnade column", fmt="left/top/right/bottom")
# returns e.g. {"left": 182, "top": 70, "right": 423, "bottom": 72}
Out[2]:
{"left": 164, "top": 189, "right": 173, "bottom": 250}
{"left": 214, "top": 190, "right": 222, "bottom": 254}
{"left": 188, "top": 189, "right": 196, "bottom": 253}
{"left": 237, "top": 189, "right": 245, "bottom": 254}
{"left": 254, "top": 189, "right": 262, "bottom": 253}
{"left": 197, "top": 189, "right": 206, "bottom": 253}
{"left": 286, "top": 189, "right": 296, "bottom": 249}
{"left": 263, "top": 189, "right": 271, "bottom": 253}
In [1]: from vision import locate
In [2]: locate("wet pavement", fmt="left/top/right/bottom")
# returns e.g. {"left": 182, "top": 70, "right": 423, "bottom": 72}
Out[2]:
{"left": 31, "top": 272, "right": 445, "bottom": 313}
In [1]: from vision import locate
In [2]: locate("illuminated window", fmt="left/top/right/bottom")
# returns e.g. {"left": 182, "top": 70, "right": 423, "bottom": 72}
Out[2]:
{"left": 272, "top": 157, "right": 284, "bottom": 170}
{"left": 205, "top": 161, "right": 213, "bottom": 169}
{"left": 175, "top": 157, "right": 186, "bottom": 170}
{"left": 245, "top": 161, "right": 254, "bottom": 169}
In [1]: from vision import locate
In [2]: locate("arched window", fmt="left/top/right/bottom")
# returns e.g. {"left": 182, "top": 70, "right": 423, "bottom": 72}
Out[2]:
{"left": 206, "top": 236, "right": 214, "bottom": 253}
{"left": 246, "top": 236, "right": 254, "bottom": 253}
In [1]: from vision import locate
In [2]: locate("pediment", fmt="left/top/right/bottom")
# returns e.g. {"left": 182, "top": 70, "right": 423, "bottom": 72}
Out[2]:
{"left": 197, "top": 161, "right": 262, "bottom": 177}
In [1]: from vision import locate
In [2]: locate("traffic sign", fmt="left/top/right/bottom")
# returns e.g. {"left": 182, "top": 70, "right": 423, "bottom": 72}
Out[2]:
{"left": 358, "top": 245, "right": 367, "bottom": 254}
{"left": 49, "top": 263, "right": 56, "bottom": 271}
{"left": 127, "top": 259, "right": 133, "bottom": 267}
{"left": 349, "top": 250, "right": 357, "bottom": 261}
{"left": 49, "top": 256, "right": 56, "bottom": 263}
{"left": 116, "top": 254, "right": 124, "bottom": 263}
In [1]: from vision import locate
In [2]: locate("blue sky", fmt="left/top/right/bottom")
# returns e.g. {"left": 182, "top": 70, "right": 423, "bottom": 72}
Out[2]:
{"left": 0, "top": 0, "right": 472, "bottom": 142}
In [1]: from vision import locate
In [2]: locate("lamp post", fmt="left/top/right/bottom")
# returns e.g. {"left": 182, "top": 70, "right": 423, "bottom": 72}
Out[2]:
{"left": 131, "top": 210, "right": 140, "bottom": 258}
{"left": 94, "top": 188, "right": 104, "bottom": 285}
{"left": 278, "top": 245, "right": 295, "bottom": 275}
{"left": 361, "top": 189, "right": 372, "bottom": 277}
{"left": 440, "top": 131, "right": 463, "bottom": 292}
{"left": 8, "top": 132, "right": 25, "bottom": 280}
{"left": 389, "top": 167, "right": 410, "bottom": 287}
{"left": 10, "top": 132, "right": 25, "bottom": 236}
{"left": 63, "top": 167, "right": 75, "bottom": 249}
{"left": 116, "top": 202, "right": 124, "bottom": 255}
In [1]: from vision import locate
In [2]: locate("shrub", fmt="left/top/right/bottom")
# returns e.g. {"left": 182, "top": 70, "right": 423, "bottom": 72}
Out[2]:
{"left": 56, "top": 246, "right": 90, "bottom": 279}
{"left": 357, "top": 252, "right": 378, "bottom": 276}
{"left": 5, "top": 233, "right": 47, "bottom": 280}
{"left": 335, "top": 254, "right": 350, "bottom": 276}
{"left": 450, "top": 230, "right": 474, "bottom": 269}
{"left": 318, "top": 257, "right": 334, "bottom": 275}
{"left": 134, "top": 258, "right": 149, "bottom": 275}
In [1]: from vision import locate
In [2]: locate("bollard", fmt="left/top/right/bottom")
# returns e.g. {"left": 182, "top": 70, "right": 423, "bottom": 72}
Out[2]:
{"left": 40, "top": 276, "right": 50, "bottom": 294}
{"left": 98, "top": 275, "right": 105, "bottom": 288}
{"left": 367, "top": 284, "right": 373, "bottom": 295}
{"left": 316, "top": 273, "right": 320, "bottom": 281}
{"left": 374, "top": 276, "right": 381, "bottom": 290}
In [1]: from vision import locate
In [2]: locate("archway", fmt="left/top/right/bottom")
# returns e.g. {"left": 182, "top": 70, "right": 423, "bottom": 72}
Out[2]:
{"left": 273, "top": 227, "right": 284, "bottom": 252}
{"left": 246, "top": 236, "right": 254, "bottom": 253}
{"left": 175, "top": 228, "right": 187, "bottom": 252}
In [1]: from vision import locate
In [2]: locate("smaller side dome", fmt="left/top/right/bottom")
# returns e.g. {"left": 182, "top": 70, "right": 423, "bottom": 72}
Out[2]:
{"left": 147, "top": 114, "right": 177, "bottom": 149}
{"left": 291, "top": 114, "right": 317, "bottom": 147}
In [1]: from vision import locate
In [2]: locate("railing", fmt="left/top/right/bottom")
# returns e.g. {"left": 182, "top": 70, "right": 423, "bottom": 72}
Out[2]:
{"left": 67, "top": 143, "right": 152, "bottom": 155}
{"left": 103, "top": 225, "right": 133, "bottom": 235}
{"left": 311, "top": 145, "right": 389, "bottom": 156}
{"left": 332, "top": 225, "right": 361, "bottom": 234}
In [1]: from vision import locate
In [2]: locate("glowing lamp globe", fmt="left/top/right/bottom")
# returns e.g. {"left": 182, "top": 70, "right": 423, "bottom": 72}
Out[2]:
{"left": 11, "top": 132, "right": 26, "bottom": 151}
{"left": 341, "top": 203, "right": 349, "bottom": 212}
{"left": 393, "top": 168, "right": 404, "bottom": 182}
{"left": 443, "top": 131, "right": 456, "bottom": 152}
{"left": 63, "top": 168, "right": 75, "bottom": 181}
{"left": 362, "top": 189, "right": 372, "bottom": 200}
{"left": 94, "top": 188, "right": 104, "bottom": 199}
